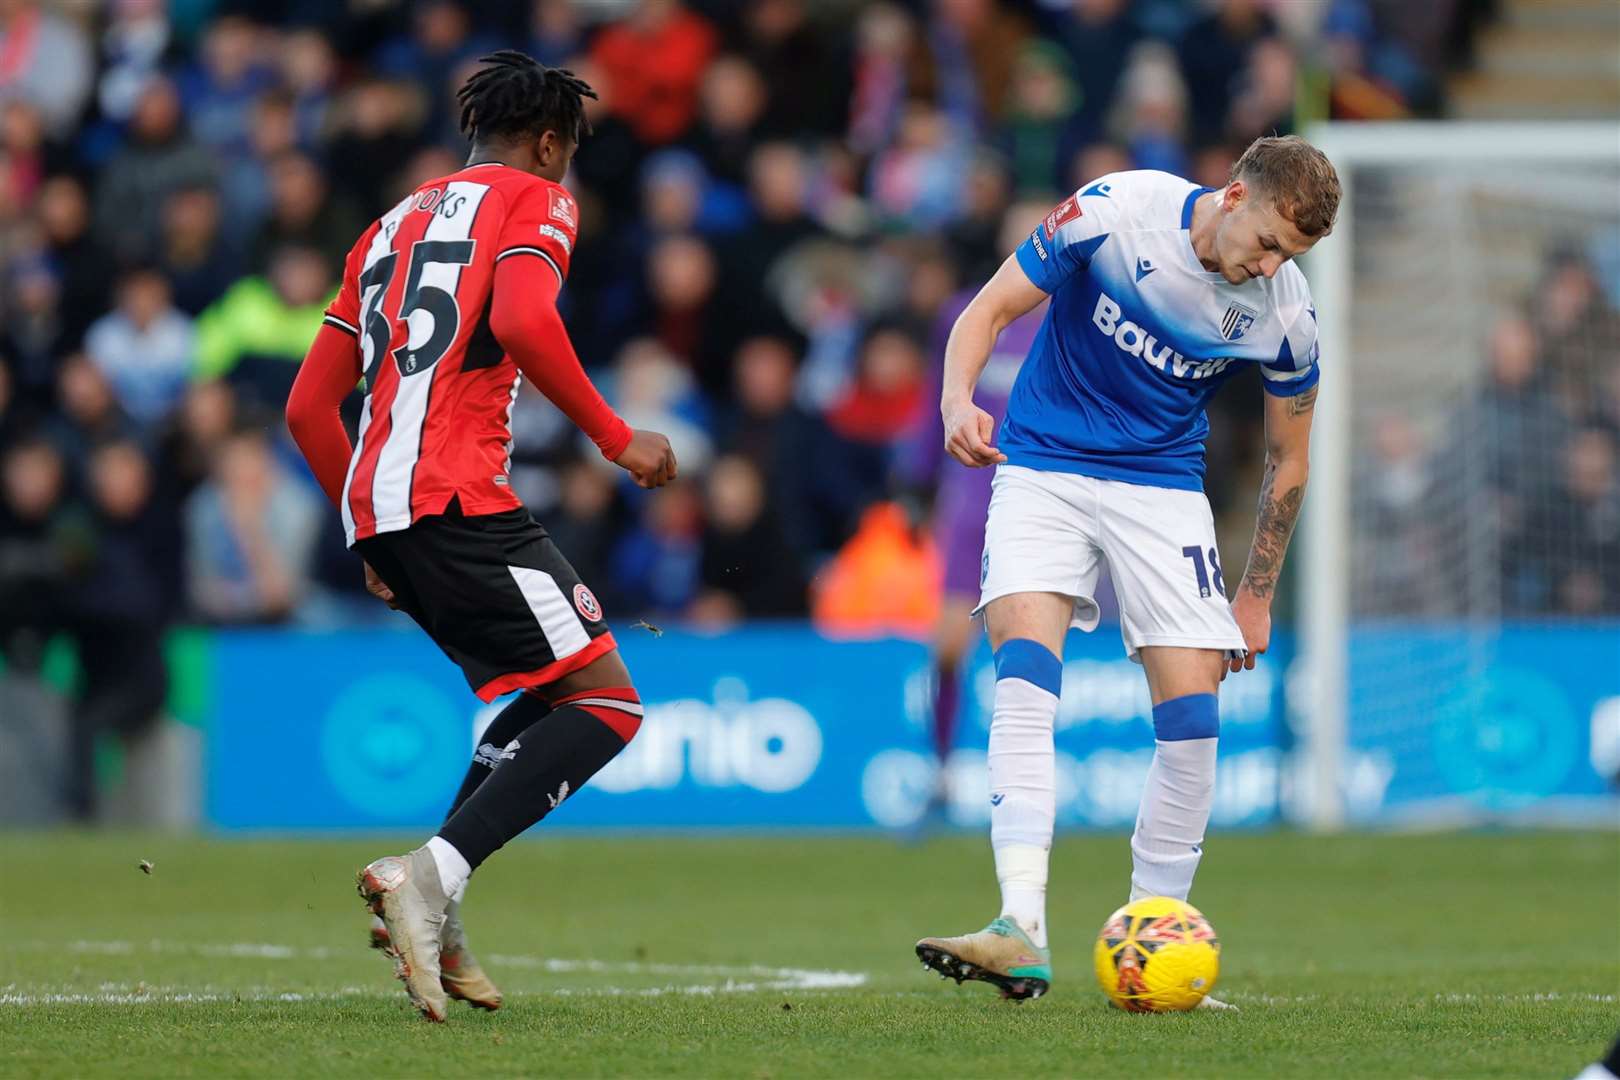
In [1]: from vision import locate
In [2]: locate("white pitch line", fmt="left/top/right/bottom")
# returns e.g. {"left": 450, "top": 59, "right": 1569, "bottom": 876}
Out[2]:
{"left": 8, "top": 978, "right": 1612, "bottom": 1009}
{"left": 2, "top": 979, "right": 866, "bottom": 1007}
{"left": 1213, "top": 991, "right": 1620, "bottom": 1007}
{"left": 0, "top": 985, "right": 387, "bottom": 1006}
{"left": 1432, "top": 992, "right": 1616, "bottom": 1003}
{"left": 10, "top": 940, "right": 869, "bottom": 1002}
{"left": 62, "top": 940, "right": 333, "bottom": 960}
{"left": 50, "top": 940, "right": 864, "bottom": 988}
{"left": 487, "top": 954, "right": 866, "bottom": 988}
{"left": 1224, "top": 992, "right": 1317, "bottom": 1006}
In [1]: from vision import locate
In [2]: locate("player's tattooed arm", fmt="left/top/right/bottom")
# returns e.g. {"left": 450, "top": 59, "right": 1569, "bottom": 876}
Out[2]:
{"left": 1239, "top": 461, "right": 1305, "bottom": 599}
{"left": 1239, "top": 384, "right": 1316, "bottom": 600}
{"left": 1286, "top": 385, "right": 1319, "bottom": 418}
{"left": 1227, "top": 384, "right": 1313, "bottom": 675}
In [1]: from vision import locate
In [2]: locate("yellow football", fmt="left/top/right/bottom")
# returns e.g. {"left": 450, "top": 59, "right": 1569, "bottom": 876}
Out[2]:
{"left": 1093, "top": 896, "right": 1220, "bottom": 1012}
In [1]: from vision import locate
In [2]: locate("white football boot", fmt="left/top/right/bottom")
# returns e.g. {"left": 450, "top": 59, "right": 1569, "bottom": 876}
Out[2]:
{"left": 356, "top": 847, "right": 450, "bottom": 1022}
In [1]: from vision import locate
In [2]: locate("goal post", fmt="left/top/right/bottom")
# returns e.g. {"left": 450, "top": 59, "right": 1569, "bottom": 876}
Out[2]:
{"left": 1297, "top": 121, "right": 1620, "bottom": 830}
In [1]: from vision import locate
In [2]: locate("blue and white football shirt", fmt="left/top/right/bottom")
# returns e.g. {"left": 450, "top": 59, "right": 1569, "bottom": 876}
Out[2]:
{"left": 1003, "top": 170, "right": 1320, "bottom": 491}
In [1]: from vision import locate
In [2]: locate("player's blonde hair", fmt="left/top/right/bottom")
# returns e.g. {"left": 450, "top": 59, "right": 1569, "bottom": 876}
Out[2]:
{"left": 1230, "top": 135, "right": 1341, "bottom": 238}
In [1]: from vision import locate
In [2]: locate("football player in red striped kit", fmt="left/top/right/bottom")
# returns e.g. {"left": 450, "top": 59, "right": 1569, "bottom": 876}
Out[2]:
{"left": 286, "top": 51, "right": 677, "bottom": 1022}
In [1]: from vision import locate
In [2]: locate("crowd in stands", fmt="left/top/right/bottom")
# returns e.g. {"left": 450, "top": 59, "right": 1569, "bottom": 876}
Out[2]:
{"left": 0, "top": 0, "right": 1573, "bottom": 694}
{"left": 1357, "top": 245, "right": 1620, "bottom": 618}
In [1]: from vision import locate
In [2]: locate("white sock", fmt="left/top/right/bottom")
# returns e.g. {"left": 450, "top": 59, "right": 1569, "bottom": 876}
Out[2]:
{"left": 988, "top": 654, "right": 1058, "bottom": 948}
{"left": 425, "top": 835, "right": 471, "bottom": 901}
{"left": 994, "top": 844, "right": 1049, "bottom": 947}
{"left": 1129, "top": 736, "right": 1217, "bottom": 901}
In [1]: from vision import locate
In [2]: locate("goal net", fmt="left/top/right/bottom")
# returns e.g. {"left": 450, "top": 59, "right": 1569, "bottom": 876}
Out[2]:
{"left": 1297, "top": 122, "right": 1620, "bottom": 828}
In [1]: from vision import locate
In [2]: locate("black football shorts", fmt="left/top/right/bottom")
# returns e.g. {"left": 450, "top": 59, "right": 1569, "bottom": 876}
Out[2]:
{"left": 354, "top": 500, "right": 615, "bottom": 701}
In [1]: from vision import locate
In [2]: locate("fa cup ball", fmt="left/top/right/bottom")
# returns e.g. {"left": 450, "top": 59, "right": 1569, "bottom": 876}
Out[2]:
{"left": 1093, "top": 896, "right": 1220, "bottom": 1012}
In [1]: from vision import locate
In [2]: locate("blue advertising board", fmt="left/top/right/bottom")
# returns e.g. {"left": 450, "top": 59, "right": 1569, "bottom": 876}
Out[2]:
{"left": 205, "top": 623, "right": 1287, "bottom": 831}
{"left": 204, "top": 621, "right": 1617, "bottom": 830}
{"left": 1342, "top": 624, "right": 1620, "bottom": 823}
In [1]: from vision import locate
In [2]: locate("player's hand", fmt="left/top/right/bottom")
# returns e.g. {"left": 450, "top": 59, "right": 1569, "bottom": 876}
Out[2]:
{"left": 363, "top": 561, "right": 399, "bottom": 610}
{"left": 614, "top": 429, "right": 678, "bottom": 489}
{"left": 1226, "top": 589, "right": 1269, "bottom": 677}
{"left": 942, "top": 400, "right": 1007, "bottom": 468}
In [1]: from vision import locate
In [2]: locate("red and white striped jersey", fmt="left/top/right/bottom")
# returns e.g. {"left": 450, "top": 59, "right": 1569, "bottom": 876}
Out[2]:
{"left": 322, "top": 163, "right": 580, "bottom": 545}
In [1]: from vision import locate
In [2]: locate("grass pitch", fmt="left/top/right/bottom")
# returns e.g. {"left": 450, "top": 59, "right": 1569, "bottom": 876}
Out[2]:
{"left": 2, "top": 830, "right": 1615, "bottom": 1078}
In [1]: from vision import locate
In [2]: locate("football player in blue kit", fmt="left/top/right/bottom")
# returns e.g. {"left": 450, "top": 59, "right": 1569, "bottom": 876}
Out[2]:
{"left": 915, "top": 135, "right": 1341, "bottom": 1003}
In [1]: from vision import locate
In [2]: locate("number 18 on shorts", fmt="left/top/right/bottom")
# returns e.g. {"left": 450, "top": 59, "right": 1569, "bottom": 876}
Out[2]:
{"left": 974, "top": 465, "right": 1247, "bottom": 662}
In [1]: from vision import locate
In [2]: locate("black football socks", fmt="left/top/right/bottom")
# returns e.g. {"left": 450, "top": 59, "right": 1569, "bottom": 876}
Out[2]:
{"left": 437, "top": 687, "right": 643, "bottom": 868}
{"left": 442, "top": 691, "right": 552, "bottom": 824}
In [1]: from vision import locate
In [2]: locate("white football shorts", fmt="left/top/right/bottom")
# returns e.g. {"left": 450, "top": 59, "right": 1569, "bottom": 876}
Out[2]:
{"left": 974, "top": 465, "right": 1246, "bottom": 662}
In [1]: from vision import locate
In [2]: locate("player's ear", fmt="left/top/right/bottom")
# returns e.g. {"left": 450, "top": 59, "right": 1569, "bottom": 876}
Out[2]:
{"left": 1223, "top": 180, "right": 1247, "bottom": 214}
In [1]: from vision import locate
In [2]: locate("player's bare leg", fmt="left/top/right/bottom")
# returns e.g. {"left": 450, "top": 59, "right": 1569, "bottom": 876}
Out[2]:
{"left": 359, "top": 649, "right": 643, "bottom": 1021}
{"left": 544, "top": 647, "right": 633, "bottom": 699}
{"left": 916, "top": 591, "right": 1068, "bottom": 999}
{"left": 1133, "top": 644, "right": 1235, "bottom": 1010}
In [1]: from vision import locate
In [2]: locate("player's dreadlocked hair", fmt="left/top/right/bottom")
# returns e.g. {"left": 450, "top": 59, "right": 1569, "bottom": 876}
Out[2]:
{"left": 457, "top": 50, "right": 597, "bottom": 147}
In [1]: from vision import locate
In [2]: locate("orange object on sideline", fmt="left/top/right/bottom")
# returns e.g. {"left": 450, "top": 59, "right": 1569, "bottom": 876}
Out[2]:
{"left": 812, "top": 502, "right": 942, "bottom": 640}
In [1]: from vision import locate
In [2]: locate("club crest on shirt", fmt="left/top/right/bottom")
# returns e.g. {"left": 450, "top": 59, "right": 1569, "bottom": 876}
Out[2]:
{"left": 573, "top": 583, "right": 602, "bottom": 622}
{"left": 1220, "top": 301, "right": 1259, "bottom": 342}
{"left": 1044, "top": 196, "right": 1081, "bottom": 239}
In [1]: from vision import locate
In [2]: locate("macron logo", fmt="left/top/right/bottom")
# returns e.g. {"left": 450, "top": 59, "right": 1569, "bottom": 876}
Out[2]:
{"left": 1135, "top": 256, "right": 1156, "bottom": 282}
{"left": 1092, "top": 291, "right": 1232, "bottom": 381}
